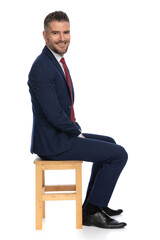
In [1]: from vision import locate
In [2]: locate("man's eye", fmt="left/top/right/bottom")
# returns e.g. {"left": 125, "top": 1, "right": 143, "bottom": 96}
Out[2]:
{"left": 53, "top": 32, "right": 57, "bottom": 35}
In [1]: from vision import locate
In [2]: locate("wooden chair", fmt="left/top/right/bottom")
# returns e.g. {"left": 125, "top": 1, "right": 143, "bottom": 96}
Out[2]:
{"left": 34, "top": 158, "right": 83, "bottom": 229}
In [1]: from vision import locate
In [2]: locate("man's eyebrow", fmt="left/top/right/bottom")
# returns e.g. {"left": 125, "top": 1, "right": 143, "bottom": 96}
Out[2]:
{"left": 51, "top": 30, "right": 70, "bottom": 33}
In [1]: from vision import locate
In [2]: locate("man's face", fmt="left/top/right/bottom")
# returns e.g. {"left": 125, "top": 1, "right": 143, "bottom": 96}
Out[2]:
{"left": 43, "top": 21, "right": 70, "bottom": 56}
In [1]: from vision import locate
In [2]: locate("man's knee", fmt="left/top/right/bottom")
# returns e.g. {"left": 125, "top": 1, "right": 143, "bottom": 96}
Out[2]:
{"left": 111, "top": 145, "right": 128, "bottom": 167}
{"left": 119, "top": 146, "right": 128, "bottom": 165}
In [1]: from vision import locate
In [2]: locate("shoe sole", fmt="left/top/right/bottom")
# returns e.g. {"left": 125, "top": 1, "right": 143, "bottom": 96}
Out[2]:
{"left": 83, "top": 222, "right": 126, "bottom": 229}
{"left": 83, "top": 218, "right": 127, "bottom": 229}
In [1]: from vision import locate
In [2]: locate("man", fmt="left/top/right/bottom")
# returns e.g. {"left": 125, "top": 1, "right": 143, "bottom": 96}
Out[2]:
{"left": 28, "top": 11, "right": 128, "bottom": 229}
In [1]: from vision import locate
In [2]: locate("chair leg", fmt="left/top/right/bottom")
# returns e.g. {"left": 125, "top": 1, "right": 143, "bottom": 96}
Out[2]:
{"left": 75, "top": 164, "right": 82, "bottom": 229}
{"left": 35, "top": 164, "right": 43, "bottom": 230}
{"left": 42, "top": 170, "right": 45, "bottom": 219}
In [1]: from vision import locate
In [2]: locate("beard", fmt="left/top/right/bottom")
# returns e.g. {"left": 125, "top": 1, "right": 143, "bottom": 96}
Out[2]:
{"left": 48, "top": 41, "right": 69, "bottom": 56}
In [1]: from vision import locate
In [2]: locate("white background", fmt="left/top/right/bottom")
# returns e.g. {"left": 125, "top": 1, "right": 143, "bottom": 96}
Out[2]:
{"left": 0, "top": 0, "right": 160, "bottom": 239}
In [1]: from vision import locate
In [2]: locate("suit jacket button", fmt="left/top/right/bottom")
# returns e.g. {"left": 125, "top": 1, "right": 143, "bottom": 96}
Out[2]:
{"left": 69, "top": 105, "right": 71, "bottom": 109}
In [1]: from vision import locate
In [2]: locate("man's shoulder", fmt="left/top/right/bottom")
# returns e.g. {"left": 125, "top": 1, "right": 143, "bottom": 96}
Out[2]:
{"left": 32, "top": 47, "right": 48, "bottom": 65}
{"left": 29, "top": 47, "right": 56, "bottom": 74}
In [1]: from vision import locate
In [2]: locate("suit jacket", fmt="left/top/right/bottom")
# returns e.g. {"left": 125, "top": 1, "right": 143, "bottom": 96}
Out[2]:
{"left": 28, "top": 46, "right": 81, "bottom": 155}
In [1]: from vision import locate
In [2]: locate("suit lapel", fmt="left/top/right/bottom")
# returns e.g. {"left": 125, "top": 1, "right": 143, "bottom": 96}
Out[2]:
{"left": 42, "top": 46, "right": 65, "bottom": 79}
{"left": 42, "top": 46, "right": 74, "bottom": 102}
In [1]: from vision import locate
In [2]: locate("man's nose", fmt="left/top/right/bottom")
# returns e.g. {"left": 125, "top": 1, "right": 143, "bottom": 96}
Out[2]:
{"left": 59, "top": 33, "right": 65, "bottom": 41}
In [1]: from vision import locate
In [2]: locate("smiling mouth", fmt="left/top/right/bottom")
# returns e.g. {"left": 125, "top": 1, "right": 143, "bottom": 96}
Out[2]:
{"left": 57, "top": 42, "right": 67, "bottom": 47}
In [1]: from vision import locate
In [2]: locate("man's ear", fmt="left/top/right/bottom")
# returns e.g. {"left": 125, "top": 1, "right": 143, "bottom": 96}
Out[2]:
{"left": 43, "top": 31, "right": 47, "bottom": 43}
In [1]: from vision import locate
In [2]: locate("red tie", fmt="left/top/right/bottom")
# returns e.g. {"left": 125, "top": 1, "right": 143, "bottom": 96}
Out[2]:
{"left": 60, "top": 58, "right": 76, "bottom": 123}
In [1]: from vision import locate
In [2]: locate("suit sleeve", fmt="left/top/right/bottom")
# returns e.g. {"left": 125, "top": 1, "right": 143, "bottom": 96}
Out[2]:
{"left": 29, "top": 62, "right": 81, "bottom": 136}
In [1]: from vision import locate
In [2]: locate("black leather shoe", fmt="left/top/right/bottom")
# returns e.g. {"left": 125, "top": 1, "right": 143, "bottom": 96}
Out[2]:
{"left": 83, "top": 209, "right": 127, "bottom": 229}
{"left": 101, "top": 207, "right": 123, "bottom": 216}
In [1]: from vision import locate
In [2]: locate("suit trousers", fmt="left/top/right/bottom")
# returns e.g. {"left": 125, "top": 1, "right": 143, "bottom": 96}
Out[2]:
{"left": 39, "top": 133, "right": 128, "bottom": 207}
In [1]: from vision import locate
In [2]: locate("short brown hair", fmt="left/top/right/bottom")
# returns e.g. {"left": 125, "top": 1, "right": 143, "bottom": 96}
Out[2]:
{"left": 44, "top": 11, "right": 69, "bottom": 30}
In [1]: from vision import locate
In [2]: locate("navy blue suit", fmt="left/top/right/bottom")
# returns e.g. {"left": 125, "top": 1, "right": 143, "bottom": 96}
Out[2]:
{"left": 28, "top": 46, "right": 128, "bottom": 207}
{"left": 28, "top": 46, "right": 81, "bottom": 155}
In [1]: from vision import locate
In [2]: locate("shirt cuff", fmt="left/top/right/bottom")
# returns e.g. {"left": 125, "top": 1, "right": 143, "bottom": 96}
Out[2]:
{"left": 78, "top": 133, "right": 83, "bottom": 138}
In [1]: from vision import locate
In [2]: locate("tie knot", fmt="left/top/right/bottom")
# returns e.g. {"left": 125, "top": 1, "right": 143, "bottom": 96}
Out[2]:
{"left": 60, "top": 58, "right": 65, "bottom": 65}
